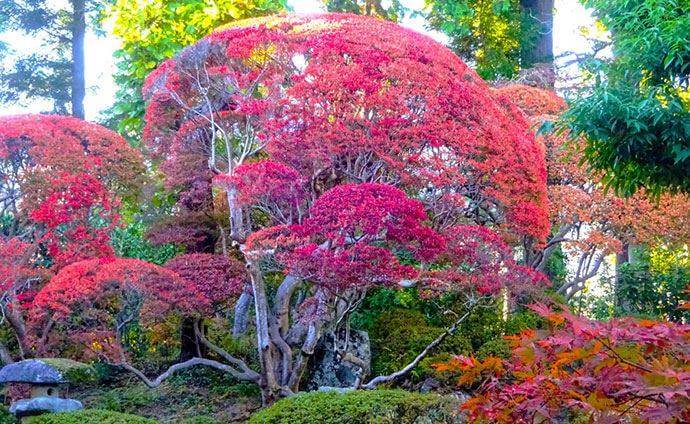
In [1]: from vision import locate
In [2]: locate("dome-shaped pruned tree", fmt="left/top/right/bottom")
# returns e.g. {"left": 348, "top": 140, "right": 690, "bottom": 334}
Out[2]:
{"left": 50, "top": 14, "right": 551, "bottom": 405}
{"left": 0, "top": 114, "right": 144, "bottom": 362}
{"left": 143, "top": 13, "right": 549, "bottom": 245}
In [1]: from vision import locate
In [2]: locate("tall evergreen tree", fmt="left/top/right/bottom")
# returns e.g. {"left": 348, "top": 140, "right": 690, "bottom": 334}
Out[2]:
{"left": 0, "top": 0, "right": 101, "bottom": 117}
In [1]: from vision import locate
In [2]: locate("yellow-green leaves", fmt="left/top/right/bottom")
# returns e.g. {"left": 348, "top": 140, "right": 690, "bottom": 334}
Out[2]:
{"left": 104, "top": 0, "right": 287, "bottom": 139}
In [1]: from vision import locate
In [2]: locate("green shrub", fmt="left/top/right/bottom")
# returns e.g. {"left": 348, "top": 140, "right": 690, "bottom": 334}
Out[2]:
{"left": 476, "top": 339, "right": 512, "bottom": 360}
{"left": 453, "top": 304, "right": 505, "bottom": 350}
{"left": 23, "top": 409, "right": 155, "bottom": 424}
{"left": 616, "top": 251, "right": 690, "bottom": 322}
{"left": 369, "top": 309, "right": 471, "bottom": 380}
{"left": 91, "top": 385, "right": 159, "bottom": 413}
{"left": 0, "top": 405, "right": 17, "bottom": 424}
{"left": 248, "top": 389, "right": 462, "bottom": 424}
{"left": 504, "top": 310, "right": 544, "bottom": 336}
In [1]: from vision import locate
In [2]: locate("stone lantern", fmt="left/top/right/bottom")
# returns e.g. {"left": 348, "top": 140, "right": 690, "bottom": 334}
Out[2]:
{"left": 0, "top": 359, "right": 89, "bottom": 419}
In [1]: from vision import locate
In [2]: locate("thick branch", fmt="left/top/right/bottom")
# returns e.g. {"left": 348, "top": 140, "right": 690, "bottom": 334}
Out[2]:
{"left": 362, "top": 304, "right": 475, "bottom": 389}
{"left": 269, "top": 316, "right": 293, "bottom": 385}
{"left": 195, "top": 321, "right": 260, "bottom": 381}
{"left": 288, "top": 320, "right": 322, "bottom": 391}
{"left": 274, "top": 274, "right": 302, "bottom": 337}
{"left": 533, "top": 224, "right": 573, "bottom": 270}
{"left": 560, "top": 252, "right": 607, "bottom": 300}
{"left": 123, "top": 357, "right": 256, "bottom": 388}
{"left": 5, "top": 305, "right": 28, "bottom": 357}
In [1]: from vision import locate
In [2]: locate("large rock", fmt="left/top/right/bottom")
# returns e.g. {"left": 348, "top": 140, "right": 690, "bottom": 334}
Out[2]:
{"left": 9, "top": 397, "right": 82, "bottom": 416}
{"left": 0, "top": 360, "right": 66, "bottom": 384}
{"left": 305, "top": 330, "right": 371, "bottom": 390}
{"left": 0, "top": 358, "right": 96, "bottom": 384}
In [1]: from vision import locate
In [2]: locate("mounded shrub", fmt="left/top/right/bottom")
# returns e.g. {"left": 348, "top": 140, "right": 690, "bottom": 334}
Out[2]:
{"left": 23, "top": 409, "right": 155, "bottom": 424}
{"left": 248, "top": 389, "right": 462, "bottom": 424}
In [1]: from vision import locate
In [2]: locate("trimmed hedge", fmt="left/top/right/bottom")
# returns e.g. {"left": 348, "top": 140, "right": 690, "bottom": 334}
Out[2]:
{"left": 248, "top": 389, "right": 462, "bottom": 424}
{"left": 23, "top": 409, "right": 156, "bottom": 424}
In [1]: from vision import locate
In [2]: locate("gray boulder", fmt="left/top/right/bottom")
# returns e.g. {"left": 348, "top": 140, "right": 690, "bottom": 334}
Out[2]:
{"left": 0, "top": 360, "right": 66, "bottom": 384}
{"left": 305, "top": 330, "right": 371, "bottom": 390}
{"left": 10, "top": 397, "right": 82, "bottom": 416}
{"left": 0, "top": 358, "right": 96, "bottom": 385}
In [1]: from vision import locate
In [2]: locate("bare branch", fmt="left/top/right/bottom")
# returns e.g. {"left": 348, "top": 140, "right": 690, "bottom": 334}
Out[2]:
{"left": 194, "top": 321, "right": 260, "bottom": 382}
{"left": 362, "top": 301, "right": 477, "bottom": 389}
{"left": 122, "top": 357, "right": 255, "bottom": 388}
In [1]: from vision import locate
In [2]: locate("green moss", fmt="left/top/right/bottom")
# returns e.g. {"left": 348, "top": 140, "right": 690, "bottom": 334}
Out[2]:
{"left": 38, "top": 359, "right": 98, "bottom": 384}
{"left": 182, "top": 416, "right": 218, "bottom": 424}
{"left": 23, "top": 409, "right": 155, "bottom": 424}
{"left": 91, "top": 385, "right": 159, "bottom": 413}
{"left": 166, "top": 366, "right": 260, "bottom": 399}
{"left": 248, "top": 389, "right": 462, "bottom": 424}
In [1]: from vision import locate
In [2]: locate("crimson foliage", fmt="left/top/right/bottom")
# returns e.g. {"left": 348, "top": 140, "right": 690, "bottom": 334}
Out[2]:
{"left": 0, "top": 115, "right": 144, "bottom": 360}
{"left": 31, "top": 257, "right": 203, "bottom": 362}
{"left": 143, "top": 13, "right": 549, "bottom": 243}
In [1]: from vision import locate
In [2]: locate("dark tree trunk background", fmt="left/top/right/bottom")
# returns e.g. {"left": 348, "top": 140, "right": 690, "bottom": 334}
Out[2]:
{"left": 614, "top": 243, "right": 631, "bottom": 314}
{"left": 178, "top": 201, "right": 218, "bottom": 362}
{"left": 179, "top": 318, "right": 204, "bottom": 361}
{"left": 71, "top": 0, "right": 86, "bottom": 119}
{"left": 521, "top": 0, "right": 554, "bottom": 65}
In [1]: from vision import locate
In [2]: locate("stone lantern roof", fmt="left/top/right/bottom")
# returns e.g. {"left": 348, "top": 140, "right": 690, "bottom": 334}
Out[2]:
{"left": 0, "top": 358, "right": 96, "bottom": 386}
{"left": 0, "top": 359, "right": 69, "bottom": 384}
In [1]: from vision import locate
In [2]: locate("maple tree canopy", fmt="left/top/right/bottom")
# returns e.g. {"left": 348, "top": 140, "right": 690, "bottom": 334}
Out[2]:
{"left": 0, "top": 114, "right": 145, "bottom": 269}
{"left": 142, "top": 13, "right": 549, "bottom": 243}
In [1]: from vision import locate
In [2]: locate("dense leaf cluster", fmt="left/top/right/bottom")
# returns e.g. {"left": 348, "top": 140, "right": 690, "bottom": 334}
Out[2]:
{"left": 566, "top": 0, "right": 690, "bottom": 195}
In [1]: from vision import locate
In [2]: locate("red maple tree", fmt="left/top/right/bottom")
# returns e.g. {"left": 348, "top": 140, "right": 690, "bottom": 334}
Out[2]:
{"left": 164, "top": 253, "right": 247, "bottom": 311}
{"left": 494, "top": 84, "right": 690, "bottom": 298}
{"left": 437, "top": 304, "right": 690, "bottom": 422}
{"left": 29, "top": 257, "right": 211, "bottom": 365}
{"left": 143, "top": 13, "right": 549, "bottom": 244}
{"left": 36, "top": 14, "right": 550, "bottom": 404}
{"left": 0, "top": 115, "right": 144, "bottom": 362}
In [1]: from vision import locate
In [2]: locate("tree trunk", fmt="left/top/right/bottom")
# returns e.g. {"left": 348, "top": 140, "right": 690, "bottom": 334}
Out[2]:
{"left": 227, "top": 187, "right": 245, "bottom": 242}
{"left": 232, "top": 292, "right": 253, "bottom": 337}
{"left": 178, "top": 317, "right": 207, "bottom": 361}
{"left": 614, "top": 243, "right": 631, "bottom": 315}
{"left": 246, "top": 257, "right": 281, "bottom": 405}
{"left": 71, "top": 0, "right": 86, "bottom": 119}
{"left": 521, "top": 0, "right": 554, "bottom": 65}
